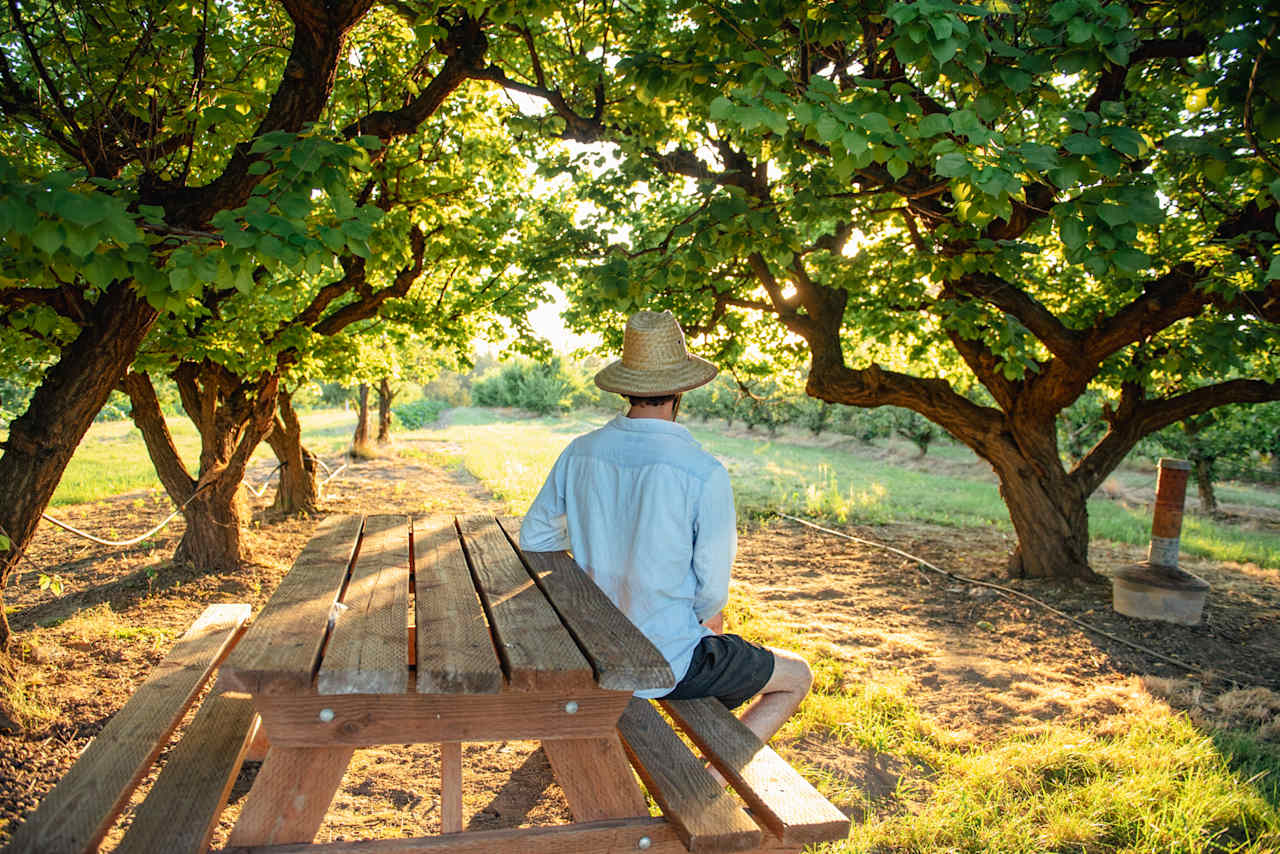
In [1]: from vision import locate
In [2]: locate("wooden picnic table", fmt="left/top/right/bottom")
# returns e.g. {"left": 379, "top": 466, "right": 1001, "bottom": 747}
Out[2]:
{"left": 7, "top": 512, "right": 848, "bottom": 854}
{"left": 219, "top": 513, "right": 677, "bottom": 849}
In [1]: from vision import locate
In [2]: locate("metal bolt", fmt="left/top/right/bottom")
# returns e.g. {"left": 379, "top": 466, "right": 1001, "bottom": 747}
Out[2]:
{"left": 637, "top": 836, "right": 652, "bottom": 850}
{"left": 564, "top": 701, "right": 579, "bottom": 714}
{"left": 319, "top": 708, "right": 335, "bottom": 722}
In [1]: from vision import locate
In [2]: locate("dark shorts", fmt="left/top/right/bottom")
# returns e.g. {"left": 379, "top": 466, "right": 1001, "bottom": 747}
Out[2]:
{"left": 663, "top": 634, "right": 775, "bottom": 710}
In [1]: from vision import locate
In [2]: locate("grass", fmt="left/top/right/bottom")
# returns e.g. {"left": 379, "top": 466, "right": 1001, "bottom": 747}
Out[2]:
{"left": 398, "top": 408, "right": 1280, "bottom": 571}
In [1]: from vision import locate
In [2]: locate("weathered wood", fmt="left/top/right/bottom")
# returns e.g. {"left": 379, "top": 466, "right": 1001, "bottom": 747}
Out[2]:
{"left": 662, "top": 698, "right": 849, "bottom": 846}
{"left": 222, "top": 515, "right": 364, "bottom": 695}
{"left": 507, "top": 539, "right": 673, "bottom": 693}
{"left": 456, "top": 515, "right": 593, "bottom": 692}
{"left": 217, "top": 817, "right": 690, "bottom": 854}
{"left": 542, "top": 736, "right": 650, "bottom": 822}
{"left": 413, "top": 516, "right": 502, "bottom": 694}
{"left": 439, "top": 742, "right": 462, "bottom": 834}
{"left": 254, "top": 691, "right": 632, "bottom": 748}
{"left": 318, "top": 514, "right": 410, "bottom": 694}
{"left": 617, "top": 698, "right": 762, "bottom": 854}
{"left": 227, "top": 746, "right": 355, "bottom": 846}
{"left": 116, "top": 692, "right": 261, "bottom": 854}
{"left": 7, "top": 603, "right": 250, "bottom": 854}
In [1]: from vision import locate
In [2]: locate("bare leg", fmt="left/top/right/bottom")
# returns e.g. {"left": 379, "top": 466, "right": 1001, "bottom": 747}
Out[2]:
{"left": 738, "top": 647, "right": 813, "bottom": 744}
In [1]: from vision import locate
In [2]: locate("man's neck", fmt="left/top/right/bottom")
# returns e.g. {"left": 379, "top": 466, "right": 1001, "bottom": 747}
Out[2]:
{"left": 626, "top": 401, "right": 676, "bottom": 421}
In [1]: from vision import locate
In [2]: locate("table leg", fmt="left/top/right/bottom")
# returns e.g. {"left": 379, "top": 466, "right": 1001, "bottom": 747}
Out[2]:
{"left": 440, "top": 741, "right": 463, "bottom": 833}
{"left": 227, "top": 746, "right": 354, "bottom": 846}
{"left": 543, "top": 734, "right": 649, "bottom": 821}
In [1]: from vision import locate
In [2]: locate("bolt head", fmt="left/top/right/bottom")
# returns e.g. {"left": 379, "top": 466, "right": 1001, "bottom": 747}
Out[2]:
{"left": 564, "top": 700, "right": 579, "bottom": 714}
{"left": 319, "top": 708, "right": 335, "bottom": 722}
{"left": 637, "top": 836, "right": 652, "bottom": 850}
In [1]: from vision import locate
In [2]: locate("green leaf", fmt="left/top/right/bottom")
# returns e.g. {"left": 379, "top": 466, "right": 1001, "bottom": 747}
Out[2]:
{"left": 1064, "top": 133, "right": 1101, "bottom": 155}
{"left": 1266, "top": 256, "right": 1280, "bottom": 282}
{"left": 918, "top": 113, "right": 952, "bottom": 137}
{"left": 1097, "top": 203, "right": 1130, "bottom": 226}
{"left": 1060, "top": 216, "right": 1087, "bottom": 249}
{"left": 816, "top": 114, "right": 841, "bottom": 142}
{"left": 31, "top": 220, "right": 64, "bottom": 254}
{"left": 1113, "top": 249, "right": 1149, "bottom": 272}
{"left": 935, "top": 153, "right": 971, "bottom": 177}
{"left": 887, "top": 157, "right": 909, "bottom": 180}
{"left": 709, "top": 96, "right": 735, "bottom": 121}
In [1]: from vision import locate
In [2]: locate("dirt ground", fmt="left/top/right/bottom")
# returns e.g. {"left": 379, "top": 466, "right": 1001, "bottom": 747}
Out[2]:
{"left": 1, "top": 437, "right": 1278, "bottom": 848}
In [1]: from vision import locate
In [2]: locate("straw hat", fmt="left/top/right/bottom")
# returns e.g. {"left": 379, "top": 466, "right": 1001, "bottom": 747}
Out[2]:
{"left": 594, "top": 310, "right": 718, "bottom": 396}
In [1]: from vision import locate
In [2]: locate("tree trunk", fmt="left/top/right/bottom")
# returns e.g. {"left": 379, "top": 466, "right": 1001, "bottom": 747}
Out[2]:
{"left": 376, "top": 378, "right": 395, "bottom": 445}
{"left": 1193, "top": 456, "right": 1218, "bottom": 514}
{"left": 996, "top": 465, "right": 1094, "bottom": 579}
{"left": 351, "top": 384, "right": 372, "bottom": 457}
{"left": 0, "top": 282, "right": 158, "bottom": 651}
{"left": 124, "top": 366, "right": 277, "bottom": 573}
{"left": 266, "top": 388, "right": 319, "bottom": 515}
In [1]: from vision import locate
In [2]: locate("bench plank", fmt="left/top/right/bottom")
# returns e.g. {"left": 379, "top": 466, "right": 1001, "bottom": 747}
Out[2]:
{"left": 7, "top": 603, "right": 250, "bottom": 854}
{"left": 500, "top": 520, "right": 673, "bottom": 694}
{"left": 318, "top": 514, "right": 410, "bottom": 694}
{"left": 617, "top": 698, "right": 762, "bottom": 854}
{"left": 457, "top": 515, "right": 593, "bottom": 692}
{"left": 222, "top": 515, "right": 364, "bottom": 695}
{"left": 663, "top": 698, "right": 849, "bottom": 846}
{"left": 116, "top": 691, "right": 260, "bottom": 854}
{"left": 413, "top": 516, "right": 502, "bottom": 694}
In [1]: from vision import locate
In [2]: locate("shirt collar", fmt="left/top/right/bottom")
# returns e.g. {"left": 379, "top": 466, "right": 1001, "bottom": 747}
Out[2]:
{"left": 608, "top": 413, "right": 696, "bottom": 442}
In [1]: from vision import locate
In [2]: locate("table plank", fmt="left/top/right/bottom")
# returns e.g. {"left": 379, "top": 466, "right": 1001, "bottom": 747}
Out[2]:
{"left": 502, "top": 522, "right": 673, "bottom": 693}
{"left": 317, "top": 514, "right": 410, "bottom": 694}
{"left": 618, "top": 698, "right": 762, "bottom": 854}
{"left": 413, "top": 516, "right": 502, "bottom": 694}
{"left": 7, "top": 604, "right": 249, "bottom": 854}
{"left": 662, "top": 697, "right": 850, "bottom": 845}
{"left": 253, "top": 691, "right": 632, "bottom": 747}
{"left": 457, "top": 515, "right": 593, "bottom": 692}
{"left": 222, "top": 515, "right": 364, "bottom": 695}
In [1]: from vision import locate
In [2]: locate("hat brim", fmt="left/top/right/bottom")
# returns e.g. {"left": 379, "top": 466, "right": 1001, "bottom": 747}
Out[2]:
{"left": 594, "top": 356, "right": 718, "bottom": 396}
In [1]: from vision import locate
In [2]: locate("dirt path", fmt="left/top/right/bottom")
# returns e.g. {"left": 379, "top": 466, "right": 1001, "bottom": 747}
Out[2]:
{"left": 2, "top": 445, "right": 1277, "bottom": 847}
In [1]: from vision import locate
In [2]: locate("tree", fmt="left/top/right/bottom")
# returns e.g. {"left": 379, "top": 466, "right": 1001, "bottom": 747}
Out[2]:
{"left": 488, "top": 0, "right": 1280, "bottom": 579}
{"left": 0, "top": 0, "right": 540, "bottom": 648}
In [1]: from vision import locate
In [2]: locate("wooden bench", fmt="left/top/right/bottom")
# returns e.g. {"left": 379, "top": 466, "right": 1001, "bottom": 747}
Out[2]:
{"left": 6, "top": 603, "right": 257, "bottom": 854}
{"left": 618, "top": 697, "right": 850, "bottom": 853}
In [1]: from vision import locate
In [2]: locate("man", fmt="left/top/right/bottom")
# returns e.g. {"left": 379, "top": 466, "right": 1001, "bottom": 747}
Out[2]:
{"left": 519, "top": 309, "right": 811, "bottom": 743}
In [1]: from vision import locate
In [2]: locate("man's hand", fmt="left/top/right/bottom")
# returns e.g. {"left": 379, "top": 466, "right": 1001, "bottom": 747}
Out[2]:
{"left": 702, "top": 611, "right": 724, "bottom": 634}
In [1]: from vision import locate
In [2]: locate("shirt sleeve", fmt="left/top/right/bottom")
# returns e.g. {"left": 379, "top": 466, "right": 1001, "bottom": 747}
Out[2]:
{"left": 691, "top": 464, "right": 736, "bottom": 622}
{"left": 519, "top": 446, "right": 572, "bottom": 552}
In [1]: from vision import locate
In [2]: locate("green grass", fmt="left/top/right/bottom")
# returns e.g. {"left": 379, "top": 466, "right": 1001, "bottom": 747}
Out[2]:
{"left": 402, "top": 409, "right": 1280, "bottom": 570}
{"left": 49, "top": 409, "right": 358, "bottom": 507}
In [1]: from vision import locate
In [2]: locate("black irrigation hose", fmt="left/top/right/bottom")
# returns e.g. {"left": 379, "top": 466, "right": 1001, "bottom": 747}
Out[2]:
{"left": 776, "top": 512, "right": 1249, "bottom": 682}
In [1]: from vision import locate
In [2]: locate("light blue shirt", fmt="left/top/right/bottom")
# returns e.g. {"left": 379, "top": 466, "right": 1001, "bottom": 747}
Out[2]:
{"left": 519, "top": 414, "right": 737, "bottom": 697}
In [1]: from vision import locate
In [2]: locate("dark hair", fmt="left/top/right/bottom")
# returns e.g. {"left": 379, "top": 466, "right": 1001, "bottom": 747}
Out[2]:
{"left": 626, "top": 393, "right": 678, "bottom": 407}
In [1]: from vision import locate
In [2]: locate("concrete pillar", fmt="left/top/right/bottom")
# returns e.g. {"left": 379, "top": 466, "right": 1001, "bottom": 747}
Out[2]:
{"left": 1112, "top": 458, "right": 1210, "bottom": 625}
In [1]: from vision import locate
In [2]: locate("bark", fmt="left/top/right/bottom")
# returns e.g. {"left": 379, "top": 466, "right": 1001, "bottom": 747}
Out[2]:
{"left": 1193, "top": 456, "right": 1218, "bottom": 515}
{"left": 376, "top": 378, "right": 395, "bottom": 445}
{"left": 124, "top": 366, "right": 277, "bottom": 573}
{"left": 351, "top": 384, "right": 372, "bottom": 456}
{"left": 0, "top": 283, "right": 158, "bottom": 651}
{"left": 266, "top": 388, "right": 319, "bottom": 515}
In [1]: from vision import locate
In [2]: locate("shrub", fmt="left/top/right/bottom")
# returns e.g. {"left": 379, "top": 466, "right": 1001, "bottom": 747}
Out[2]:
{"left": 472, "top": 357, "right": 577, "bottom": 415}
{"left": 392, "top": 398, "right": 448, "bottom": 429}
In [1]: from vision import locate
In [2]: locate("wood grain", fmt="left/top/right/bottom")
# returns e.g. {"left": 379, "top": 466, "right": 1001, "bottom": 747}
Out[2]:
{"left": 508, "top": 541, "right": 673, "bottom": 693}
{"left": 439, "top": 742, "right": 462, "bottom": 834}
{"left": 617, "top": 698, "right": 762, "bottom": 854}
{"left": 222, "top": 515, "right": 364, "bottom": 695}
{"left": 542, "top": 736, "right": 650, "bottom": 821}
{"left": 227, "top": 746, "right": 355, "bottom": 846}
{"left": 217, "top": 816, "right": 690, "bottom": 854}
{"left": 413, "top": 516, "right": 502, "bottom": 694}
{"left": 662, "top": 698, "right": 849, "bottom": 845}
{"left": 318, "top": 515, "right": 410, "bottom": 694}
{"left": 7, "top": 603, "right": 250, "bottom": 854}
{"left": 116, "top": 692, "right": 260, "bottom": 854}
{"left": 457, "top": 515, "right": 592, "bottom": 692}
{"left": 254, "top": 691, "right": 631, "bottom": 748}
